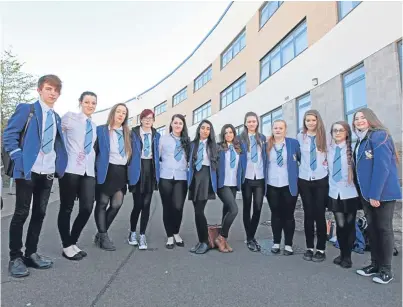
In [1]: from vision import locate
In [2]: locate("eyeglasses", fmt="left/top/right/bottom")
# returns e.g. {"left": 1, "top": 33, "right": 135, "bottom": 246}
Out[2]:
{"left": 142, "top": 117, "right": 154, "bottom": 121}
{"left": 332, "top": 128, "right": 346, "bottom": 134}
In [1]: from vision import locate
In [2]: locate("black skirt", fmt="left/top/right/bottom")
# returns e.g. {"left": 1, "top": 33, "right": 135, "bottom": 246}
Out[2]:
{"left": 328, "top": 196, "right": 360, "bottom": 213}
{"left": 96, "top": 163, "right": 127, "bottom": 201}
{"left": 129, "top": 159, "right": 157, "bottom": 194}
{"left": 188, "top": 165, "right": 216, "bottom": 202}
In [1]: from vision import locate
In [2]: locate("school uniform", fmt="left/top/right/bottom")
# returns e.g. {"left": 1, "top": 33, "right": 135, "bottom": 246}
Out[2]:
{"left": 127, "top": 126, "right": 160, "bottom": 236}
{"left": 354, "top": 130, "right": 401, "bottom": 277}
{"left": 217, "top": 142, "right": 246, "bottom": 238}
{"left": 240, "top": 133, "right": 267, "bottom": 248}
{"left": 57, "top": 111, "right": 97, "bottom": 251}
{"left": 3, "top": 100, "right": 67, "bottom": 274}
{"left": 158, "top": 133, "right": 189, "bottom": 239}
{"left": 327, "top": 141, "right": 360, "bottom": 264}
{"left": 297, "top": 132, "right": 329, "bottom": 252}
{"left": 265, "top": 138, "right": 300, "bottom": 248}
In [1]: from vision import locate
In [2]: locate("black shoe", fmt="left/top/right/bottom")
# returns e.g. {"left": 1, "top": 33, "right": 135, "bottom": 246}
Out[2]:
{"left": 195, "top": 242, "right": 209, "bottom": 254}
{"left": 283, "top": 249, "right": 293, "bottom": 256}
{"left": 303, "top": 250, "right": 314, "bottom": 261}
{"left": 340, "top": 259, "right": 352, "bottom": 269}
{"left": 333, "top": 255, "right": 343, "bottom": 265}
{"left": 356, "top": 264, "right": 379, "bottom": 277}
{"left": 372, "top": 269, "right": 393, "bottom": 285}
{"left": 190, "top": 243, "right": 201, "bottom": 253}
{"left": 175, "top": 240, "right": 185, "bottom": 247}
{"left": 166, "top": 242, "right": 175, "bottom": 250}
{"left": 247, "top": 240, "right": 258, "bottom": 252}
{"left": 312, "top": 251, "right": 326, "bottom": 262}
{"left": 94, "top": 233, "right": 100, "bottom": 244}
{"left": 97, "top": 233, "right": 116, "bottom": 251}
{"left": 9, "top": 258, "right": 30, "bottom": 278}
{"left": 24, "top": 253, "right": 53, "bottom": 269}
{"left": 253, "top": 239, "right": 261, "bottom": 251}
{"left": 271, "top": 246, "right": 280, "bottom": 254}
{"left": 62, "top": 252, "right": 83, "bottom": 261}
{"left": 78, "top": 250, "right": 87, "bottom": 258}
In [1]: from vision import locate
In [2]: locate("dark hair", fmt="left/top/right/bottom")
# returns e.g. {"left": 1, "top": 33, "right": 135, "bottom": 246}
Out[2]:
{"left": 169, "top": 114, "right": 191, "bottom": 162}
{"left": 78, "top": 91, "right": 97, "bottom": 107}
{"left": 240, "top": 111, "right": 263, "bottom": 151}
{"left": 192, "top": 119, "right": 218, "bottom": 170}
{"left": 219, "top": 124, "right": 242, "bottom": 154}
{"left": 38, "top": 75, "right": 62, "bottom": 93}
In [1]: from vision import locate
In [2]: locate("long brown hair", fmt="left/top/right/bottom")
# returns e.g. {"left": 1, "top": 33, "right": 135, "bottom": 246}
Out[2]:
{"left": 352, "top": 107, "right": 399, "bottom": 164}
{"left": 302, "top": 109, "right": 327, "bottom": 152}
{"left": 240, "top": 111, "right": 262, "bottom": 152}
{"left": 106, "top": 103, "right": 132, "bottom": 159}
{"left": 266, "top": 119, "right": 287, "bottom": 158}
{"left": 330, "top": 121, "right": 354, "bottom": 183}
{"left": 219, "top": 124, "right": 242, "bottom": 154}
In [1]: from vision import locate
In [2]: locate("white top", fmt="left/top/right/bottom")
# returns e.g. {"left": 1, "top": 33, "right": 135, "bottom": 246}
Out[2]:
{"left": 31, "top": 99, "right": 57, "bottom": 175}
{"left": 140, "top": 127, "right": 153, "bottom": 159}
{"left": 61, "top": 111, "right": 97, "bottom": 177}
{"left": 245, "top": 135, "right": 264, "bottom": 180}
{"left": 224, "top": 146, "right": 239, "bottom": 187}
{"left": 109, "top": 126, "right": 128, "bottom": 165}
{"left": 200, "top": 139, "right": 211, "bottom": 166}
{"left": 328, "top": 142, "right": 358, "bottom": 200}
{"left": 159, "top": 133, "right": 187, "bottom": 180}
{"left": 297, "top": 132, "right": 328, "bottom": 181}
{"left": 355, "top": 129, "right": 368, "bottom": 160}
{"left": 267, "top": 140, "right": 289, "bottom": 188}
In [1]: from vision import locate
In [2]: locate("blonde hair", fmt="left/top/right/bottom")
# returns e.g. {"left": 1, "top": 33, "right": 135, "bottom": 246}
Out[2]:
{"left": 266, "top": 119, "right": 287, "bottom": 158}
{"left": 106, "top": 103, "right": 132, "bottom": 159}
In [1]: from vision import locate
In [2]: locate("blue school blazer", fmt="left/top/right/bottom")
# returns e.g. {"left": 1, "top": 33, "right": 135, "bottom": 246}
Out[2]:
{"left": 355, "top": 130, "right": 401, "bottom": 202}
{"left": 3, "top": 101, "right": 67, "bottom": 180}
{"left": 266, "top": 138, "right": 301, "bottom": 197}
{"left": 127, "top": 126, "right": 160, "bottom": 186}
{"left": 217, "top": 142, "right": 247, "bottom": 191}
{"left": 187, "top": 141, "right": 217, "bottom": 193}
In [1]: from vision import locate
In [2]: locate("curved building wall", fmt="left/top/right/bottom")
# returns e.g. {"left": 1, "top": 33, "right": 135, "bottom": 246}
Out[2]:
{"left": 92, "top": 1, "right": 402, "bottom": 150}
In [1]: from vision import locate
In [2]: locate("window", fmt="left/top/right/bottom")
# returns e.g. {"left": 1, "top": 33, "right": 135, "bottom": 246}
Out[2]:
{"left": 156, "top": 126, "right": 166, "bottom": 136}
{"left": 296, "top": 93, "right": 311, "bottom": 134}
{"left": 398, "top": 40, "right": 402, "bottom": 84}
{"left": 260, "top": 20, "right": 307, "bottom": 83}
{"left": 173, "top": 87, "right": 187, "bottom": 106}
{"left": 343, "top": 64, "right": 367, "bottom": 129}
{"left": 220, "top": 74, "right": 247, "bottom": 109}
{"left": 136, "top": 114, "right": 140, "bottom": 125}
{"left": 128, "top": 117, "right": 134, "bottom": 127}
{"left": 193, "top": 101, "right": 212, "bottom": 125}
{"left": 260, "top": 1, "right": 283, "bottom": 28}
{"left": 261, "top": 108, "right": 283, "bottom": 136}
{"left": 154, "top": 101, "right": 167, "bottom": 116}
{"left": 235, "top": 125, "right": 244, "bottom": 136}
{"left": 338, "top": 1, "right": 361, "bottom": 21}
{"left": 221, "top": 29, "right": 246, "bottom": 68}
{"left": 194, "top": 66, "right": 212, "bottom": 92}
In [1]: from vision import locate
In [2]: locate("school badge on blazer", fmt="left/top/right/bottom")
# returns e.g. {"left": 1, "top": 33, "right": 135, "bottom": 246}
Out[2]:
{"left": 293, "top": 154, "right": 297, "bottom": 161}
{"left": 364, "top": 150, "right": 373, "bottom": 159}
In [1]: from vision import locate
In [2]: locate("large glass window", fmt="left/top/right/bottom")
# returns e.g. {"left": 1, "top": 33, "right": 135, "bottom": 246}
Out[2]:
{"left": 261, "top": 108, "right": 283, "bottom": 136}
{"left": 260, "top": 1, "right": 283, "bottom": 28}
{"left": 296, "top": 93, "right": 311, "bottom": 134}
{"left": 156, "top": 126, "right": 166, "bottom": 136}
{"left": 338, "top": 1, "right": 361, "bottom": 21}
{"left": 154, "top": 101, "right": 167, "bottom": 116}
{"left": 260, "top": 21, "right": 307, "bottom": 83}
{"left": 194, "top": 66, "right": 212, "bottom": 92}
{"left": 221, "top": 29, "right": 246, "bottom": 68}
{"left": 193, "top": 101, "right": 212, "bottom": 125}
{"left": 173, "top": 87, "right": 187, "bottom": 106}
{"left": 220, "top": 75, "right": 247, "bottom": 109}
{"left": 235, "top": 125, "right": 244, "bottom": 136}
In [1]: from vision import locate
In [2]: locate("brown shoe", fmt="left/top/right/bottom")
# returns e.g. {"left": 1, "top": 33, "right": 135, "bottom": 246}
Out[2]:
{"left": 214, "top": 235, "right": 229, "bottom": 253}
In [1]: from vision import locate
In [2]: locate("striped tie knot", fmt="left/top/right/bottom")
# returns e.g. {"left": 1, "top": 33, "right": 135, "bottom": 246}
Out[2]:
{"left": 275, "top": 143, "right": 285, "bottom": 167}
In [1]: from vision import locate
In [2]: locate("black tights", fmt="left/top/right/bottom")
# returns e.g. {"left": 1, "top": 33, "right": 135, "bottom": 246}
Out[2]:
{"left": 130, "top": 192, "right": 153, "bottom": 234}
{"left": 193, "top": 200, "right": 208, "bottom": 243}
{"left": 94, "top": 191, "right": 125, "bottom": 233}
{"left": 334, "top": 211, "right": 357, "bottom": 260}
{"left": 218, "top": 186, "right": 238, "bottom": 238}
{"left": 241, "top": 179, "right": 265, "bottom": 241}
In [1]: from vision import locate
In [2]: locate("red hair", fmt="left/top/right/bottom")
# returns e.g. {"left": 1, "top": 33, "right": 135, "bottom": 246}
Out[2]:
{"left": 140, "top": 109, "right": 155, "bottom": 120}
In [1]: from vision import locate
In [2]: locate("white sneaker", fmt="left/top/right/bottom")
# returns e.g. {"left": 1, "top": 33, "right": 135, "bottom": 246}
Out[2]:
{"left": 139, "top": 234, "right": 147, "bottom": 250}
{"left": 128, "top": 231, "right": 138, "bottom": 246}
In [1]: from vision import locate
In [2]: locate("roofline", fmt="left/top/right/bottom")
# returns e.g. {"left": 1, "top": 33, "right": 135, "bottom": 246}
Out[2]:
{"left": 94, "top": 1, "right": 234, "bottom": 114}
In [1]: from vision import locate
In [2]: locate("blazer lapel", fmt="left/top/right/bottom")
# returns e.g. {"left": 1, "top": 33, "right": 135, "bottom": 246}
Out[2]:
{"left": 103, "top": 126, "right": 110, "bottom": 152}
{"left": 357, "top": 137, "right": 370, "bottom": 165}
{"left": 34, "top": 101, "right": 43, "bottom": 140}
{"left": 285, "top": 138, "right": 292, "bottom": 165}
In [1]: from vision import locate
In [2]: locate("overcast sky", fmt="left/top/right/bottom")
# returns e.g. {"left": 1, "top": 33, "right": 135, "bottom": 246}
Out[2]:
{"left": 1, "top": 1, "right": 230, "bottom": 116}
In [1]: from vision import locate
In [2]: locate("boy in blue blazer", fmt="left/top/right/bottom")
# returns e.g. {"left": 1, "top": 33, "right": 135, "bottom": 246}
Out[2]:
{"left": 3, "top": 75, "right": 67, "bottom": 278}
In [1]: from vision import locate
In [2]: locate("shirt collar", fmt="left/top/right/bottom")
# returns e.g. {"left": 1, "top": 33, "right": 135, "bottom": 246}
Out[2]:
{"left": 140, "top": 127, "right": 151, "bottom": 136}
{"left": 38, "top": 98, "right": 52, "bottom": 113}
{"left": 109, "top": 125, "right": 123, "bottom": 131}
{"left": 200, "top": 138, "right": 208, "bottom": 144}
{"left": 356, "top": 129, "right": 368, "bottom": 141}
{"left": 332, "top": 141, "right": 346, "bottom": 149}
{"left": 80, "top": 112, "right": 92, "bottom": 120}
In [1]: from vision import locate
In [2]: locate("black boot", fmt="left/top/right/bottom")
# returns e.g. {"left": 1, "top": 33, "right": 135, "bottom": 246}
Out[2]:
{"left": 9, "top": 258, "right": 29, "bottom": 278}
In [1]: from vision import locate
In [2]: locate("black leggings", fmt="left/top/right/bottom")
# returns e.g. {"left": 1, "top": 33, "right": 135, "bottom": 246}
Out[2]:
{"left": 266, "top": 185, "right": 297, "bottom": 246}
{"left": 241, "top": 178, "right": 265, "bottom": 241}
{"left": 333, "top": 211, "right": 356, "bottom": 260}
{"left": 130, "top": 192, "right": 153, "bottom": 234}
{"left": 159, "top": 178, "right": 187, "bottom": 237}
{"left": 217, "top": 186, "right": 238, "bottom": 238}
{"left": 58, "top": 173, "right": 95, "bottom": 248}
{"left": 94, "top": 191, "right": 125, "bottom": 233}
{"left": 298, "top": 176, "right": 329, "bottom": 250}
{"left": 193, "top": 200, "right": 208, "bottom": 243}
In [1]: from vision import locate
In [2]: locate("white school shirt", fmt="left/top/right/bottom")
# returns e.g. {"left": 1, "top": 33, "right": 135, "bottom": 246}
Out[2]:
{"left": 297, "top": 132, "right": 327, "bottom": 181}
{"left": 224, "top": 146, "right": 239, "bottom": 187}
{"left": 159, "top": 133, "right": 187, "bottom": 180}
{"left": 109, "top": 126, "right": 128, "bottom": 165}
{"left": 31, "top": 99, "right": 57, "bottom": 175}
{"left": 61, "top": 111, "right": 97, "bottom": 177}
{"left": 267, "top": 140, "right": 289, "bottom": 187}
{"left": 140, "top": 127, "right": 153, "bottom": 159}
{"left": 328, "top": 142, "right": 358, "bottom": 200}
{"left": 245, "top": 134, "right": 264, "bottom": 180}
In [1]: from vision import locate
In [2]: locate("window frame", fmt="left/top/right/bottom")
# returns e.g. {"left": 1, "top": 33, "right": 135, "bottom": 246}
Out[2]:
{"left": 173, "top": 87, "right": 188, "bottom": 107}
{"left": 194, "top": 65, "right": 213, "bottom": 92}
{"left": 193, "top": 101, "right": 212, "bottom": 125}
{"left": 259, "top": 1, "right": 284, "bottom": 29}
{"left": 221, "top": 28, "right": 246, "bottom": 69}
{"left": 156, "top": 125, "right": 166, "bottom": 136}
{"left": 296, "top": 92, "right": 311, "bottom": 134}
{"left": 220, "top": 74, "right": 247, "bottom": 110}
{"left": 260, "top": 107, "right": 283, "bottom": 136}
{"left": 337, "top": 1, "right": 361, "bottom": 21}
{"left": 154, "top": 101, "right": 167, "bottom": 116}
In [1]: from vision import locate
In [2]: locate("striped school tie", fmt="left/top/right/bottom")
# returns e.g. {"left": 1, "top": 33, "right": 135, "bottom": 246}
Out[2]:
{"left": 42, "top": 109, "right": 54, "bottom": 154}
{"left": 115, "top": 130, "right": 125, "bottom": 157}
{"left": 332, "top": 146, "right": 342, "bottom": 182}
{"left": 229, "top": 144, "right": 236, "bottom": 168}
{"left": 143, "top": 133, "right": 150, "bottom": 157}
{"left": 309, "top": 135, "right": 317, "bottom": 171}
{"left": 250, "top": 136, "right": 258, "bottom": 163}
{"left": 84, "top": 119, "right": 93, "bottom": 155}
{"left": 275, "top": 144, "right": 285, "bottom": 167}
{"left": 195, "top": 141, "right": 204, "bottom": 171}
{"left": 174, "top": 138, "right": 183, "bottom": 161}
